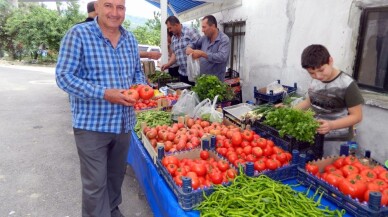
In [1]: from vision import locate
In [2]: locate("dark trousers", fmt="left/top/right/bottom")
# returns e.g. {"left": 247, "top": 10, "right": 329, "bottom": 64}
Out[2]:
{"left": 73, "top": 128, "right": 130, "bottom": 217}
{"left": 168, "top": 66, "right": 180, "bottom": 78}
{"left": 179, "top": 74, "right": 195, "bottom": 86}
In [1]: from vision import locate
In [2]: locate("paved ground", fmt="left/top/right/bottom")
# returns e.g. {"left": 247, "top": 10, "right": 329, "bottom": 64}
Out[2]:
{"left": 0, "top": 62, "right": 153, "bottom": 217}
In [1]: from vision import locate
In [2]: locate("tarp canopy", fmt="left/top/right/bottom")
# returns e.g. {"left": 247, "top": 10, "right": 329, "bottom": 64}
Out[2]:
{"left": 145, "top": 0, "right": 206, "bottom": 17}
{"left": 145, "top": 0, "right": 241, "bottom": 22}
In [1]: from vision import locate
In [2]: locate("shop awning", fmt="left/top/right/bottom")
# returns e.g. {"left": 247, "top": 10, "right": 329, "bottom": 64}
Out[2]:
{"left": 145, "top": 0, "right": 242, "bottom": 22}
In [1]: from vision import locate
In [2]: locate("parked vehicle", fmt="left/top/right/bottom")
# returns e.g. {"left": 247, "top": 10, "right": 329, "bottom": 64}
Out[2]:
{"left": 138, "top": 44, "right": 161, "bottom": 70}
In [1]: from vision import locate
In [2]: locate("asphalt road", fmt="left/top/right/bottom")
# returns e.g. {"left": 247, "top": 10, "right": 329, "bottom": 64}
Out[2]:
{"left": 0, "top": 63, "right": 153, "bottom": 217}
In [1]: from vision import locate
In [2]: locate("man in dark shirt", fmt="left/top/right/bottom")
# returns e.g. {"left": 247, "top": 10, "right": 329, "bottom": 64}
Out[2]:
{"left": 80, "top": 1, "right": 97, "bottom": 23}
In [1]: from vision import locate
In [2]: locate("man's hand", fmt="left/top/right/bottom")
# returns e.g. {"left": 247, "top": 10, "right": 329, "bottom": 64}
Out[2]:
{"left": 317, "top": 119, "right": 332, "bottom": 135}
{"left": 104, "top": 89, "right": 136, "bottom": 106}
{"left": 186, "top": 47, "right": 194, "bottom": 55}
{"left": 161, "top": 63, "right": 170, "bottom": 71}
{"left": 147, "top": 51, "right": 162, "bottom": 60}
{"left": 192, "top": 50, "right": 205, "bottom": 59}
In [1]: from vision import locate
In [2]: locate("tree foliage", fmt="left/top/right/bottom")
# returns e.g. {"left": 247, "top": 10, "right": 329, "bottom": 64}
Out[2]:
{"left": 132, "top": 11, "right": 161, "bottom": 46}
{"left": 1, "top": 2, "right": 84, "bottom": 60}
{"left": 0, "top": 1, "right": 161, "bottom": 60}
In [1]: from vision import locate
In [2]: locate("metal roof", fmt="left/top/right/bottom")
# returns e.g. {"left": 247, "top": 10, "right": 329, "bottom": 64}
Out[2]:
{"left": 145, "top": 0, "right": 207, "bottom": 16}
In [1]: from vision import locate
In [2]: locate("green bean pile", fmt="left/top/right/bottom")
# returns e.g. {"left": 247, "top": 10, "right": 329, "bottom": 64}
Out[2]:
{"left": 195, "top": 174, "right": 345, "bottom": 217}
{"left": 134, "top": 110, "right": 172, "bottom": 137}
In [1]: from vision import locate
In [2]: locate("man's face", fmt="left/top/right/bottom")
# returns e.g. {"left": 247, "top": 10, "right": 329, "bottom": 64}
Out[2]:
{"left": 95, "top": 0, "right": 126, "bottom": 29}
{"left": 201, "top": 19, "right": 213, "bottom": 38}
{"left": 167, "top": 22, "right": 179, "bottom": 36}
{"left": 306, "top": 58, "right": 335, "bottom": 81}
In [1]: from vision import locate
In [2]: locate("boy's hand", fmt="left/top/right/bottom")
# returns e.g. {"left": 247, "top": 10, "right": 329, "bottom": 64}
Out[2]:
{"left": 317, "top": 119, "right": 332, "bottom": 134}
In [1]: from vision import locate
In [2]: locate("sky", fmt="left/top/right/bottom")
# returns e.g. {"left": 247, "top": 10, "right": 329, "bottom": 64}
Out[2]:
{"left": 44, "top": 0, "right": 160, "bottom": 19}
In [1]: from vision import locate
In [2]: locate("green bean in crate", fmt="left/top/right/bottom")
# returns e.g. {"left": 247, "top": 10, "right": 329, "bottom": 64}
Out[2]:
{"left": 195, "top": 173, "right": 345, "bottom": 217}
{"left": 134, "top": 110, "right": 172, "bottom": 137}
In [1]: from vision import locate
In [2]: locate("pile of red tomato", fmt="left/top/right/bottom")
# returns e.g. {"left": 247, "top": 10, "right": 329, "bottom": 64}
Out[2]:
{"left": 144, "top": 118, "right": 293, "bottom": 172}
{"left": 305, "top": 156, "right": 388, "bottom": 205}
{"left": 161, "top": 151, "right": 238, "bottom": 190}
{"left": 143, "top": 122, "right": 202, "bottom": 152}
{"left": 207, "top": 124, "right": 292, "bottom": 172}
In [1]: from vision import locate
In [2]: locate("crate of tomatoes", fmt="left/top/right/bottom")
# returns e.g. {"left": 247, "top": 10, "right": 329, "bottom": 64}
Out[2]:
{"left": 156, "top": 147, "right": 238, "bottom": 211}
{"left": 299, "top": 152, "right": 388, "bottom": 217}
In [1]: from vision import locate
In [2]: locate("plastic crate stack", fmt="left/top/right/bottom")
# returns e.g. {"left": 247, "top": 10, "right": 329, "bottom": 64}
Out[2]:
{"left": 254, "top": 80, "right": 297, "bottom": 104}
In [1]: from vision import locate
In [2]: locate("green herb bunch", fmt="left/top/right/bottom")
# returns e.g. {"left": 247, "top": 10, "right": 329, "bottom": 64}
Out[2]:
{"left": 192, "top": 75, "right": 234, "bottom": 102}
{"left": 263, "top": 107, "right": 319, "bottom": 143}
{"left": 148, "top": 71, "right": 172, "bottom": 83}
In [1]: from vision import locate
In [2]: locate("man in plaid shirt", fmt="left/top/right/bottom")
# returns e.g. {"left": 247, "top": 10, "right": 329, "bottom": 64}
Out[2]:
{"left": 161, "top": 16, "right": 201, "bottom": 85}
{"left": 55, "top": 0, "right": 145, "bottom": 216}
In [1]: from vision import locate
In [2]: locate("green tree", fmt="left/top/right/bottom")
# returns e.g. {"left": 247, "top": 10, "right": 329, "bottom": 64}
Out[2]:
{"left": 3, "top": 2, "right": 84, "bottom": 60}
{"left": 132, "top": 11, "right": 161, "bottom": 46}
{"left": 0, "top": 0, "right": 15, "bottom": 57}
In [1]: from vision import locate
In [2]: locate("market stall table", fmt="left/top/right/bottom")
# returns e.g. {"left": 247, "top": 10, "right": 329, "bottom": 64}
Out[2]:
{"left": 126, "top": 130, "right": 353, "bottom": 217}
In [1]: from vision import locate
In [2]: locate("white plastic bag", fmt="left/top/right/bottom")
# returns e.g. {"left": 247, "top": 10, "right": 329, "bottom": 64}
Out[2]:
{"left": 187, "top": 54, "right": 200, "bottom": 82}
{"left": 193, "top": 95, "right": 223, "bottom": 123}
{"left": 266, "top": 81, "right": 285, "bottom": 94}
{"left": 171, "top": 90, "right": 199, "bottom": 120}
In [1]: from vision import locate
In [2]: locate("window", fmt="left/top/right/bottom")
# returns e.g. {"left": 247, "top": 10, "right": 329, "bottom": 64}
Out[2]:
{"left": 223, "top": 21, "right": 245, "bottom": 74}
{"left": 354, "top": 7, "right": 388, "bottom": 93}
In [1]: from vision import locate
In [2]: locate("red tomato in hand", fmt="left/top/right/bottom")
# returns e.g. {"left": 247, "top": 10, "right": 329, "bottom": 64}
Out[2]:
{"left": 139, "top": 85, "right": 154, "bottom": 100}
{"left": 125, "top": 89, "right": 139, "bottom": 101}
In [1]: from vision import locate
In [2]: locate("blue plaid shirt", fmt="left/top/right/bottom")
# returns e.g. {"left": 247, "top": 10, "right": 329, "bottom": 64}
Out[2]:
{"left": 171, "top": 26, "right": 201, "bottom": 76}
{"left": 56, "top": 19, "right": 146, "bottom": 134}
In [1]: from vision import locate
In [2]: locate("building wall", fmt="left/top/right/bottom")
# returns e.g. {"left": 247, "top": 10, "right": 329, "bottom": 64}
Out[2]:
{"left": 214, "top": 0, "right": 388, "bottom": 163}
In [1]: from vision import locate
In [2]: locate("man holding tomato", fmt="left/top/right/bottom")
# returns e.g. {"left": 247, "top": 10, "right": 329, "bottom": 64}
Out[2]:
{"left": 56, "top": 0, "right": 146, "bottom": 216}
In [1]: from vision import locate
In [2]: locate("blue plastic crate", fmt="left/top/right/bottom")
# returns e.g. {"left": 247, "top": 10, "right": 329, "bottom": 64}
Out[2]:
{"left": 260, "top": 164, "right": 298, "bottom": 181}
{"left": 297, "top": 167, "right": 388, "bottom": 217}
{"left": 252, "top": 121, "right": 324, "bottom": 161}
{"left": 156, "top": 149, "right": 235, "bottom": 211}
{"left": 254, "top": 81, "right": 297, "bottom": 103}
{"left": 252, "top": 125, "right": 292, "bottom": 152}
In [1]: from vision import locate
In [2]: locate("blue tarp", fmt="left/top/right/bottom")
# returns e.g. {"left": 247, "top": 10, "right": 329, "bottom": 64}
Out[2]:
{"left": 145, "top": 0, "right": 206, "bottom": 16}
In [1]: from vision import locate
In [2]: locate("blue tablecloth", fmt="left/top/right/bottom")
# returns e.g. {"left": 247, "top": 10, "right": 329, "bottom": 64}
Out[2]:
{"left": 127, "top": 131, "right": 352, "bottom": 217}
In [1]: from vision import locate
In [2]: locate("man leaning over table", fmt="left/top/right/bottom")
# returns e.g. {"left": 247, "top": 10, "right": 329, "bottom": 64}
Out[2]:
{"left": 55, "top": 0, "right": 146, "bottom": 216}
{"left": 161, "top": 15, "right": 201, "bottom": 86}
{"left": 186, "top": 15, "right": 230, "bottom": 82}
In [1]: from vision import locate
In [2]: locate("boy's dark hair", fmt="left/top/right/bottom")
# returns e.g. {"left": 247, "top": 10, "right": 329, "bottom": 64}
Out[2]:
{"left": 165, "top": 16, "right": 180, "bottom": 25}
{"left": 202, "top": 15, "right": 217, "bottom": 28}
{"left": 301, "top": 44, "right": 331, "bottom": 69}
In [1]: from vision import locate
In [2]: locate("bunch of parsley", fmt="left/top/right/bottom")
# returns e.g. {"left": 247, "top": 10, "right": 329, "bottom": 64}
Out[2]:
{"left": 263, "top": 107, "right": 319, "bottom": 143}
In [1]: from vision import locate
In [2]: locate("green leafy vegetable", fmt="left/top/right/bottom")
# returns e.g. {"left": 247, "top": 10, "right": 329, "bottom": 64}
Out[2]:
{"left": 192, "top": 75, "right": 234, "bottom": 102}
{"left": 263, "top": 107, "right": 319, "bottom": 143}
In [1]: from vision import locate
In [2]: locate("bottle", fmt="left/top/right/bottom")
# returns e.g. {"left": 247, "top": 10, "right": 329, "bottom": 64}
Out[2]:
{"left": 349, "top": 141, "right": 358, "bottom": 156}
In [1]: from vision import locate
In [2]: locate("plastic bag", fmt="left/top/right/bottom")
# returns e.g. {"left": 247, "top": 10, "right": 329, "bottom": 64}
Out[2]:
{"left": 171, "top": 90, "right": 199, "bottom": 120}
{"left": 266, "top": 81, "right": 285, "bottom": 94}
{"left": 187, "top": 54, "right": 200, "bottom": 82}
{"left": 193, "top": 95, "right": 223, "bottom": 123}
